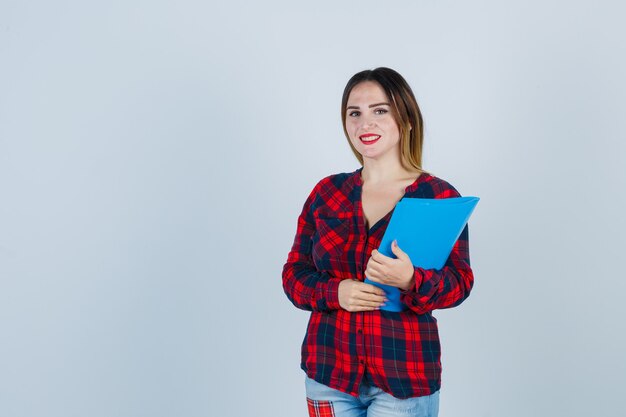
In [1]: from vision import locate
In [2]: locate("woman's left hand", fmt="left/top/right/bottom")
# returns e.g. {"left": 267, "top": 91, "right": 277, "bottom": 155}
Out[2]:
{"left": 365, "top": 240, "right": 415, "bottom": 291}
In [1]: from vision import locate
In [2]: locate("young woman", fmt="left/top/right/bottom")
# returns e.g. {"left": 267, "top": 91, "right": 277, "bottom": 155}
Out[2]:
{"left": 282, "top": 67, "right": 474, "bottom": 417}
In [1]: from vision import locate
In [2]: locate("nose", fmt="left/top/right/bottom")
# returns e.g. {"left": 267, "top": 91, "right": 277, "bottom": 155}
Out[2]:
{"left": 359, "top": 113, "right": 376, "bottom": 129}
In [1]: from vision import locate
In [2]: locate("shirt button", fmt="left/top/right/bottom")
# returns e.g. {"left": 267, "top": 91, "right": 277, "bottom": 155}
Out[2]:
{"left": 357, "top": 328, "right": 362, "bottom": 334}
{"left": 360, "top": 359, "right": 365, "bottom": 364}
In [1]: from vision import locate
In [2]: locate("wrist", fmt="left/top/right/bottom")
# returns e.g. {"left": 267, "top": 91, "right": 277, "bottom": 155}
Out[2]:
{"left": 400, "top": 277, "right": 415, "bottom": 291}
{"left": 398, "top": 270, "right": 415, "bottom": 291}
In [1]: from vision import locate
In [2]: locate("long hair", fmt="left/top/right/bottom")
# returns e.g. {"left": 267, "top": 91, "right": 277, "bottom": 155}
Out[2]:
{"left": 341, "top": 67, "right": 424, "bottom": 172}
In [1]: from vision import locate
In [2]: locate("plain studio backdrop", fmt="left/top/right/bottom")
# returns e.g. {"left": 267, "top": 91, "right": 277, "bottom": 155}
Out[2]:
{"left": 1, "top": 1, "right": 625, "bottom": 416}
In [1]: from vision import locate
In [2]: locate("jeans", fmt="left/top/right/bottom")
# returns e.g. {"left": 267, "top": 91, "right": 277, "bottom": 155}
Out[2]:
{"left": 305, "top": 376, "right": 439, "bottom": 417}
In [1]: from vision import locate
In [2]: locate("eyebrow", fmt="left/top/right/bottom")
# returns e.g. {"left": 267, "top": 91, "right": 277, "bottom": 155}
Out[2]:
{"left": 346, "top": 102, "right": 391, "bottom": 110}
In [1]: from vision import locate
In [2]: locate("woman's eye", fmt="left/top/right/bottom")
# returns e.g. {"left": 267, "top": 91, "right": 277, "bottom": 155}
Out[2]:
{"left": 374, "top": 108, "right": 388, "bottom": 115}
{"left": 349, "top": 111, "right": 360, "bottom": 117}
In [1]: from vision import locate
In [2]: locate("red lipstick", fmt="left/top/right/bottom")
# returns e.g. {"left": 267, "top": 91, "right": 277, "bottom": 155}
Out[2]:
{"left": 359, "top": 134, "right": 381, "bottom": 145}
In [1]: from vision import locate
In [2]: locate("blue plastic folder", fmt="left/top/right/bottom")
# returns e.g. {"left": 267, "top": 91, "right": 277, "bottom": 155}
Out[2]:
{"left": 364, "top": 196, "right": 479, "bottom": 312}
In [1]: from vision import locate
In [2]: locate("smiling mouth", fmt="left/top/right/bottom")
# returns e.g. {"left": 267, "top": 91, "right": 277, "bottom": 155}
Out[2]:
{"left": 359, "top": 134, "right": 381, "bottom": 144}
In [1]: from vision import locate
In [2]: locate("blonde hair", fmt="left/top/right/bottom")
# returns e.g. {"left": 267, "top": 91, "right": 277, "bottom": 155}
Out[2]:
{"left": 341, "top": 67, "right": 425, "bottom": 173}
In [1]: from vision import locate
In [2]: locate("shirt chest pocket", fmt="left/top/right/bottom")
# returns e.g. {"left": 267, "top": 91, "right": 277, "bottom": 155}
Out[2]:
{"left": 311, "top": 215, "right": 353, "bottom": 266}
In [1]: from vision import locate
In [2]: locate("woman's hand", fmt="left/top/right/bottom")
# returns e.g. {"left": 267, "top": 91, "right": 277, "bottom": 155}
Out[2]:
{"left": 365, "top": 240, "right": 415, "bottom": 291}
{"left": 338, "top": 280, "right": 387, "bottom": 312}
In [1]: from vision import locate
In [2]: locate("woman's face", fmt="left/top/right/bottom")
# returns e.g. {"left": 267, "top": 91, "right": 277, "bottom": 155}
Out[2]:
{"left": 345, "top": 81, "right": 401, "bottom": 162}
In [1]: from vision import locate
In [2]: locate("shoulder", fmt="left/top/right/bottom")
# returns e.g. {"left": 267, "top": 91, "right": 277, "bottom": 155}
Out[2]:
{"left": 310, "top": 169, "right": 359, "bottom": 195}
{"left": 302, "top": 169, "right": 359, "bottom": 214}
{"left": 318, "top": 169, "right": 356, "bottom": 186}
{"left": 413, "top": 172, "right": 462, "bottom": 199}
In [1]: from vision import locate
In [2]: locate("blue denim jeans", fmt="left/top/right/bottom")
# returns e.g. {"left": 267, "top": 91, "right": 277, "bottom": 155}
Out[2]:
{"left": 305, "top": 376, "right": 439, "bottom": 417}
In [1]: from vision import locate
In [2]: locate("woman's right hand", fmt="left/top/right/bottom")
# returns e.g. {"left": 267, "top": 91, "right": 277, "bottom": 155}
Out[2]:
{"left": 338, "top": 279, "right": 388, "bottom": 312}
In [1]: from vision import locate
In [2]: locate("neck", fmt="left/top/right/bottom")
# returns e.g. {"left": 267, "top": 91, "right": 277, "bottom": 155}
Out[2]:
{"left": 361, "top": 157, "right": 418, "bottom": 184}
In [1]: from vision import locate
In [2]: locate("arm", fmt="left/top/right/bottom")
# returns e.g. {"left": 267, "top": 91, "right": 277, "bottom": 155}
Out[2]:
{"left": 400, "top": 224, "right": 474, "bottom": 314}
{"left": 281, "top": 182, "right": 343, "bottom": 312}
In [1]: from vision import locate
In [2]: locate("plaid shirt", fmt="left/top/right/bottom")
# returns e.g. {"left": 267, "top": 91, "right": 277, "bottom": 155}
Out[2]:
{"left": 282, "top": 167, "right": 474, "bottom": 399}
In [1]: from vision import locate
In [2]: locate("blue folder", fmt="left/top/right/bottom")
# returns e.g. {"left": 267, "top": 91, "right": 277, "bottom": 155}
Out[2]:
{"left": 364, "top": 196, "right": 479, "bottom": 312}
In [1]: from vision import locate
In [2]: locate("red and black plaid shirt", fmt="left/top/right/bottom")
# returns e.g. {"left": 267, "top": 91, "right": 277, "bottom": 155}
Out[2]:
{"left": 282, "top": 167, "right": 474, "bottom": 399}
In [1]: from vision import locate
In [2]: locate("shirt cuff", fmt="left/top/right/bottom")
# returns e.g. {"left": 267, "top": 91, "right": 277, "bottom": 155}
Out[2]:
{"left": 400, "top": 267, "right": 426, "bottom": 309}
{"left": 322, "top": 277, "right": 343, "bottom": 311}
{"left": 412, "top": 267, "right": 425, "bottom": 291}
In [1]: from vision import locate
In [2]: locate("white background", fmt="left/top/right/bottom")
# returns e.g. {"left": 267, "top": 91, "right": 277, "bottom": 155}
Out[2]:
{"left": 1, "top": 1, "right": 625, "bottom": 416}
